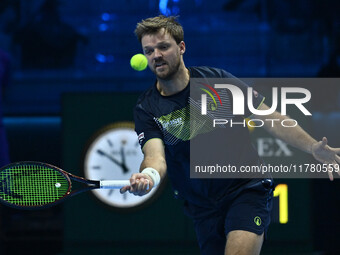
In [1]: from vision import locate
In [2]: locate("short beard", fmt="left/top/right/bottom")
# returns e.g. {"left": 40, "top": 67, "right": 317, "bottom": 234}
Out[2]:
{"left": 155, "top": 57, "right": 181, "bottom": 81}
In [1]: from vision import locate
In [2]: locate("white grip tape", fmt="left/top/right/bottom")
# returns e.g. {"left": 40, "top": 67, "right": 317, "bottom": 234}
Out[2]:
{"left": 141, "top": 167, "right": 160, "bottom": 187}
{"left": 100, "top": 180, "right": 130, "bottom": 189}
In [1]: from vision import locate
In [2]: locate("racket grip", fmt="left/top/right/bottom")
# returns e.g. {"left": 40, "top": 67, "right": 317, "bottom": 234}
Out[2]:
{"left": 100, "top": 180, "right": 130, "bottom": 189}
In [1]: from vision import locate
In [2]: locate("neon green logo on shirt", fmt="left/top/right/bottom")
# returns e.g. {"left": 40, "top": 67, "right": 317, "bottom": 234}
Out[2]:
{"left": 254, "top": 216, "right": 262, "bottom": 226}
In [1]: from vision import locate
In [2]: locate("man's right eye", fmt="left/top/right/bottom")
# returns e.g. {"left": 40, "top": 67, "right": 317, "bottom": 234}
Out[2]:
{"left": 144, "top": 49, "right": 152, "bottom": 55}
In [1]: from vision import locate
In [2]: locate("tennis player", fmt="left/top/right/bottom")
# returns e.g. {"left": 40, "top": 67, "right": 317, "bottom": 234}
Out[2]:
{"left": 120, "top": 15, "right": 340, "bottom": 255}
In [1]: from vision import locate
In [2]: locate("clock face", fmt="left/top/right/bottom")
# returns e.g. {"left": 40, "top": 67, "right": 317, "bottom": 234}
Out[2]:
{"left": 83, "top": 122, "right": 161, "bottom": 210}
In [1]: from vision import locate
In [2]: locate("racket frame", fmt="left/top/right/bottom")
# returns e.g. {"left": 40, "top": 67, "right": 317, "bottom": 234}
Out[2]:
{"left": 0, "top": 161, "right": 101, "bottom": 210}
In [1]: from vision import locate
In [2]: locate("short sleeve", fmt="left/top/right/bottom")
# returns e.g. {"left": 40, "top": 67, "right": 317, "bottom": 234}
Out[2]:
{"left": 134, "top": 103, "right": 163, "bottom": 149}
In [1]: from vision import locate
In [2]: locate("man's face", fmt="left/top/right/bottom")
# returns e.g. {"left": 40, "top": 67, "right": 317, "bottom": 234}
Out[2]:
{"left": 141, "top": 28, "right": 184, "bottom": 80}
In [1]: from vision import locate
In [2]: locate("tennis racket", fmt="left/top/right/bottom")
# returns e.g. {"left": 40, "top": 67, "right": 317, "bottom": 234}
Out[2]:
{"left": 0, "top": 161, "right": 131, "bottom": 210}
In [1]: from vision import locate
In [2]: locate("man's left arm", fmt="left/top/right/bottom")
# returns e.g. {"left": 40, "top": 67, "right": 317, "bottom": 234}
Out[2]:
{"left": 254, "top": 103, "right": 340, "bottom": 180}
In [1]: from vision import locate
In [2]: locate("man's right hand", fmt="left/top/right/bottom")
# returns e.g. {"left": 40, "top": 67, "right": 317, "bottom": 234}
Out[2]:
{"left": 120, "top": 173, "right": 154, "bottom": 196}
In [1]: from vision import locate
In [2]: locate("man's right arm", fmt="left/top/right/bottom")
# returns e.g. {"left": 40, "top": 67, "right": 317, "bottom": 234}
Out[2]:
{"left": 120, "top": 138, "right": 166, "bottom": 196}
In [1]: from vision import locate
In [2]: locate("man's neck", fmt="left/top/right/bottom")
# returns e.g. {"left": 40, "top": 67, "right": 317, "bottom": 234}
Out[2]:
{"left": 156, "top": 64, "right": 190, "bottom": 96}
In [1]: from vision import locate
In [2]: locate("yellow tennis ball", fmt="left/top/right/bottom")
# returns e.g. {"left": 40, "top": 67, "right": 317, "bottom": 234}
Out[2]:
{"left": 245, "top": 118, "right": 255, "bottom": 133}
{"left": 130, "top": 54, "right": 148, "bottom": 71}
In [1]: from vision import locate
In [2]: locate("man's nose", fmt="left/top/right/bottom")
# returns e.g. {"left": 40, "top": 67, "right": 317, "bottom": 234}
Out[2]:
{"left": 153, "top": 49, "right": 163, "bottom": 59}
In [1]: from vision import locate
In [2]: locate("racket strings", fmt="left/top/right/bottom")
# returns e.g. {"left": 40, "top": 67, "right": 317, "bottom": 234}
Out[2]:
{"left": 0, "top": 164, "right": 70, "bottom": 207}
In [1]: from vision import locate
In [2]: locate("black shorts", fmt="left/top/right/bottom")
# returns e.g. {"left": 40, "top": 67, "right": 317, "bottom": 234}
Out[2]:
{"left": 183, "top": 179, "right": 273, "bottom": 255}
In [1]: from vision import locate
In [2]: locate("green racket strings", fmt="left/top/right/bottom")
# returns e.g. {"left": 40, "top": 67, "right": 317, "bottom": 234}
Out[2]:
{"left": 0, "top": 164, "right": 69, "bottom": 207}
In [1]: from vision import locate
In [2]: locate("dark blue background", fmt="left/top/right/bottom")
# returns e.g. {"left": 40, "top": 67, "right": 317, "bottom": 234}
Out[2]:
{"left": 0, "top": 0, "right": 339, "bottom": 254}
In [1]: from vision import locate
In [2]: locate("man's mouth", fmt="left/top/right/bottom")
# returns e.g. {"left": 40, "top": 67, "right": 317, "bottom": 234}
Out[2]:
{"left": 155, "top": 62, "right": 167, "bottom": 69}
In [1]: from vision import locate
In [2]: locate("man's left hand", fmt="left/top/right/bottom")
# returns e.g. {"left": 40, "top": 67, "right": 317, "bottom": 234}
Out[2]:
{"left": 312, "top": 137, "right": 340, "bottom": 180}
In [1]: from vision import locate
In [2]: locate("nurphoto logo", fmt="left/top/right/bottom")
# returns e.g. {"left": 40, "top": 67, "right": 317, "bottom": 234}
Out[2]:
{"left": 201, "top": 84, "right": 312, "bottom": 128}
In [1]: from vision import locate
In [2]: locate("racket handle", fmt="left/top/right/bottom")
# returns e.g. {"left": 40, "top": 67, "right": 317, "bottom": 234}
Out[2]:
{"left": 100, "top": 180, "right": 130, "bottom": 189}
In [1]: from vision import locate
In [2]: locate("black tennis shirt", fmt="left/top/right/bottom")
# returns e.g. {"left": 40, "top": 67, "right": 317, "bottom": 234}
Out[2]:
{"left": 134, "top": 66, "right": 265, "bottom": 207}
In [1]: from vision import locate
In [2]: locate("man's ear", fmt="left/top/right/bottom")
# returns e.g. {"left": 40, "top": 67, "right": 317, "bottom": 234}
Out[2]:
{"left": 179, "top": 41, "right": 186, "bottom": 55}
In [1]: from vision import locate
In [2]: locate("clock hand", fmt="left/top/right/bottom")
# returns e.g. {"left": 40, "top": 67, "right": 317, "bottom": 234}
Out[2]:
{"left": 97, "top": 149, "right": 122, "bottom": 168}
{"left": 120, "top": 147, "right": 129, "bottom": 173}
{"left": 97, "top": 149, "right": 129, "bottom": 174}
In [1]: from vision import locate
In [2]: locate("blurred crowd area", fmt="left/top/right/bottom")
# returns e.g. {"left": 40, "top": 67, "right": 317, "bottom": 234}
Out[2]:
{"left": 0, "top": 0, "right": 339, "bottom": 114}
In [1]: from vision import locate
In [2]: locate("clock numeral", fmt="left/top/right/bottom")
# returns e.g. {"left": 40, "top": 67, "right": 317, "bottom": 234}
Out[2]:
{"left": 107, "top": 189, "right": 114, "bottom": 196}
{"left": 107, "top": 139, "right": 113, "bottom": 147}
{"left": 92, "top": 166, "right": 101, "bottom": 170}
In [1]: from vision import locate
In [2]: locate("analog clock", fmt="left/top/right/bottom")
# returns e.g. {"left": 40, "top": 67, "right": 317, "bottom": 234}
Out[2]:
{"left": 83, "top": 122, "right": 163, "bottom": 210}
